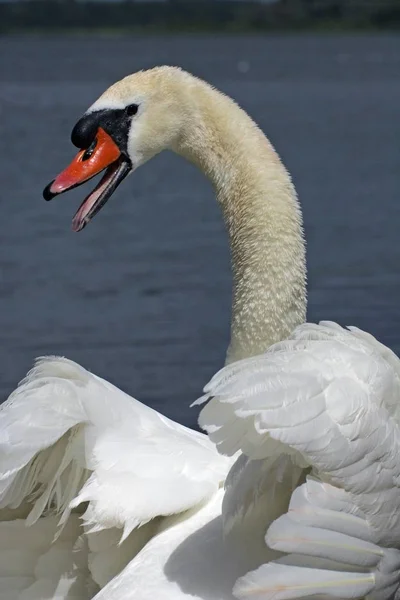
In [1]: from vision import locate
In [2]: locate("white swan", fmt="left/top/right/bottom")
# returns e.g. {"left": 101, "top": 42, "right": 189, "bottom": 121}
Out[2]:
{"left": 1, "top": 66, "right": 399, "bottom": 600}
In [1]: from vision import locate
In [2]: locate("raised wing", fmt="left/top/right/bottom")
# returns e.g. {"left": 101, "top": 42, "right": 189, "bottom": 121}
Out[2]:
{"left": 199, "top": 322, "right": 400, "bottom": 598}
{"left": 0, "top": 356, "right": 230, "bottom": 595}
{"left": 234, "top": 477, "right": 400, "bottom": 600}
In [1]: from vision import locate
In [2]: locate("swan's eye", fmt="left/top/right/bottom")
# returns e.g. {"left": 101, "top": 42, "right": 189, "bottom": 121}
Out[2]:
{"left": 81, "top": 137, "right": 97, "bottom": 161}
{"left": 126, "top": 104, "right": 139, "bottom": 117}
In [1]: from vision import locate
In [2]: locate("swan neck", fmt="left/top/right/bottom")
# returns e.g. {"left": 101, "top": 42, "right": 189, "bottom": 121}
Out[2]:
{"left": 176, "top": 82, "right": 307, "bottom": 364}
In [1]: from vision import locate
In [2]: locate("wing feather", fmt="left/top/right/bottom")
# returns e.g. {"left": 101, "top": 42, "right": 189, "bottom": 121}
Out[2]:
{"left": 199, "top": 322, "right": 400, "bottom": 599}
{"left": 0, "top": 357, "right": 228, "bottom": 533}
{"left": 0, "top": 356, "right": 231, "bottom": 595}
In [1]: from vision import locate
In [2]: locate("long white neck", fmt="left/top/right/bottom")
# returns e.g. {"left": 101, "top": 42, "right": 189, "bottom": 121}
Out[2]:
{"left": 174, "top": 77, "right": 307, "bottom": 364}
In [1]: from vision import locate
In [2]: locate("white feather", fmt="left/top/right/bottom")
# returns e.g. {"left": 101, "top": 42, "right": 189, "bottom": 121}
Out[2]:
{"left": 0, "top": 357, "right": 231, "bottom": 598}
{"left": 200, "top": 322, "right": 400, "bottom": 599}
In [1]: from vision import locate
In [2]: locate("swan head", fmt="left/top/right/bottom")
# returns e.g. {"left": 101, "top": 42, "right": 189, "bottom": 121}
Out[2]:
{"left": 43, "top": 66, "right": 191, "bottom": 232}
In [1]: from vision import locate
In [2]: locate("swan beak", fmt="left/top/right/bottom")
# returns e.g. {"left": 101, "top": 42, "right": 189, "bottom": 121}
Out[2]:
{"left": 43, "top": 127, "right": 131, "bottom": 232}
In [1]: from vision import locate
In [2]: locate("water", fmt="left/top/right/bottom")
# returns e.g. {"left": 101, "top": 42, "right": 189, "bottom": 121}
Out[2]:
{"left": 0, "top": 33, "right": 399, "bottom": 427}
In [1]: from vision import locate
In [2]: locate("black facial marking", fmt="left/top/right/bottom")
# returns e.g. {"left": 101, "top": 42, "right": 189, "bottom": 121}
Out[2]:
{"left": 71, "top": 106, "right": 139, "bottom": 155}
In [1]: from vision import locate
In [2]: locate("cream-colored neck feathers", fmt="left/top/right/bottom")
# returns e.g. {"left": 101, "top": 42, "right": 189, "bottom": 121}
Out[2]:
{"left": 174, "top": 73, "right": 307, "bottom": 364}
{"left": 97, "top": 67, "right": 307, "bottom": 364}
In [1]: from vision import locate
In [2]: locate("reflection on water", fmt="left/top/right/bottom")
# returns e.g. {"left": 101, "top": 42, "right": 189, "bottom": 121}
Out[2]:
{"left": 0, "top": 33, "right": 399, "bottom": 427}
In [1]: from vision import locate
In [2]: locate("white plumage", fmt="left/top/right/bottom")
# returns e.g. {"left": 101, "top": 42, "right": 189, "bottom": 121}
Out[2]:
{"left": 199, "top": 322, "right": 400, "bottom": 599}
{"left": 0, "top": 357, "right": 232, "bottom": 598}
{"left": 0, "top": 515, "right": 93, "bottom": 600}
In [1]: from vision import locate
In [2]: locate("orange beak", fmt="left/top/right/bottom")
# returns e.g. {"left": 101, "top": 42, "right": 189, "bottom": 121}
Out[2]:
{"left": 43, "top": 125, "right": 132, "bottom": 232}
{"left": 44, "top": 127, "right": 121, "bottom": 199}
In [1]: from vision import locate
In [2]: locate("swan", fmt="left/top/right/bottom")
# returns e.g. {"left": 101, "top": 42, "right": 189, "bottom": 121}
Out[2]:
{"left": 1, "top": 66, "right": 398, "bottom": 600}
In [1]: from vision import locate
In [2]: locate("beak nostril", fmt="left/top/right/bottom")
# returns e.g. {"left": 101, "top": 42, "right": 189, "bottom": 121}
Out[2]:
{"left": 81, "top": 137, "right": 98, "bottom": 162}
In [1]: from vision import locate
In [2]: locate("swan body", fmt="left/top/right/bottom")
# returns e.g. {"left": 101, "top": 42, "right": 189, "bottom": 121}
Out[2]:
{"left": 1, "top": 66, "right": 399, "bottom": 599}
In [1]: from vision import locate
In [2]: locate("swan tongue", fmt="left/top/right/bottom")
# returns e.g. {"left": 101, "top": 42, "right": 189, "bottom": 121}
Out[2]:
{"left": 43, "top": 127, "right": 121, "bottom": 200}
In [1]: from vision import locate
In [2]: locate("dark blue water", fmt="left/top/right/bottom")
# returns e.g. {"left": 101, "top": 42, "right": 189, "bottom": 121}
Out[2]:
{"left": 0, "top": 33, "right": 399, "bottom": 427}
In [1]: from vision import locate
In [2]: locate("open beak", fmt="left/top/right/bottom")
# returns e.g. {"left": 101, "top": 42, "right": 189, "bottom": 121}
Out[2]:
{"left": 43, "top": 127, "right": 131, "bottom": 232}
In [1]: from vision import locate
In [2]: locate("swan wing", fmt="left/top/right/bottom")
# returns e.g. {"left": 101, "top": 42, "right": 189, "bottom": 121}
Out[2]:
{"left": 0, "top": 357, "right": 229, "bottom": 596}
{"left": 234, "top": 477, "right": 400, "bottom": 600}
{"left": 199, "top": 322, "right": 400, "bottom": 598}
{"left": 220, "top": 452, "right": 305, "bottom": 538}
